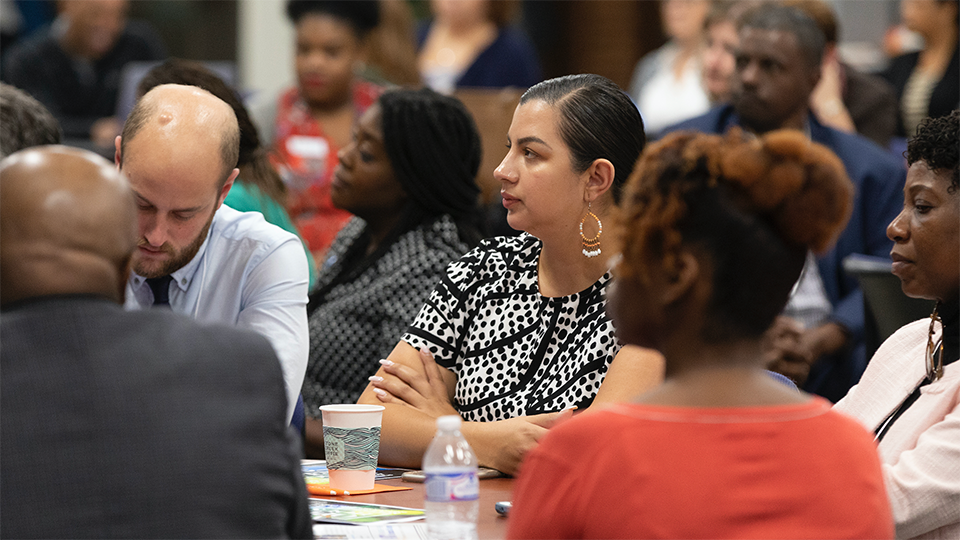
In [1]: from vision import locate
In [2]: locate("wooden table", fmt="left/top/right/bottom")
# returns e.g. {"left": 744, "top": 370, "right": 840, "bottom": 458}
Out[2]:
{"left": 311, "top": 477, "right": 515, "bottom": 540}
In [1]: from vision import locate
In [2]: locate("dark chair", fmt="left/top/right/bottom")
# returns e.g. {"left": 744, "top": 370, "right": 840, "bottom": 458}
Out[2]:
{"left": 843, "top": 254, "right": 934, "bottom": 359}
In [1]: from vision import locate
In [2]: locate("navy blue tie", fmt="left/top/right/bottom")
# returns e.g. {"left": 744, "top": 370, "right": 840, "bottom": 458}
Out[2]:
{"left": 146, "top": 275, "right": 174, "bottom": 307}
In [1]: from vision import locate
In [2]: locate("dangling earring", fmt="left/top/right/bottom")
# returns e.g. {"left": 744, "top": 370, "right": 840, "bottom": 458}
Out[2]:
{"left": 926, "top": 301, "right": 944, "bottom": 382}
{"left": 580, "top": 203, "right": 602, "bottom": 258}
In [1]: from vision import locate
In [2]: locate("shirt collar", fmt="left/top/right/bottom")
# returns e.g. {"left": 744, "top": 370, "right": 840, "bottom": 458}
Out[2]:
{"left": 723, "top": 106, "right": 815, "bottom": 139}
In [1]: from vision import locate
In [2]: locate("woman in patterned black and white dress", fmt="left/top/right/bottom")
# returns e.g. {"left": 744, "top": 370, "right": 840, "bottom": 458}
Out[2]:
{"left": 360, "top": 74, "right": 666, "bottom": 475}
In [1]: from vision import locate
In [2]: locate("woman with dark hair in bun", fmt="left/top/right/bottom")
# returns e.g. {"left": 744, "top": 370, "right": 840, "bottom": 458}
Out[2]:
{"left": 360, "top": 74, "right": 663, "bottom": 476}
{"left": 508, "top": 129, "right": 893, "bottom": 539}
{"left": 268, "top": 0, "right": 383, "bottom": 265}
{"left": 302, "top": 88, "right": 483, "bottom": 456}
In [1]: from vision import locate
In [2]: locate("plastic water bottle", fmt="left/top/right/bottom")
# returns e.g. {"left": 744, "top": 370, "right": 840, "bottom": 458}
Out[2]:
{"left": 423, "top": 415, "right": 479, "bottom": 540}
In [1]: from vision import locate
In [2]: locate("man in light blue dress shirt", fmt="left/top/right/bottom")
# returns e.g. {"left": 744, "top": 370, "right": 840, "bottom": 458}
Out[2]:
{"left": 115, "top": 84, "right": 309, "bottom": 422}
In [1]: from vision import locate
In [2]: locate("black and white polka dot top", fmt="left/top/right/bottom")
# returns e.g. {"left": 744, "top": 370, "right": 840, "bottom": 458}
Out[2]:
{"left": 402, "top": 233, "right": 621, "bottom": 422}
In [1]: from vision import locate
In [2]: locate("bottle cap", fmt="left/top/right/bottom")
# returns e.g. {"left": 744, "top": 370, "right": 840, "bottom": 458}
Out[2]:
{"left": 436, "top": 415, "right": 462, "bottom": 431}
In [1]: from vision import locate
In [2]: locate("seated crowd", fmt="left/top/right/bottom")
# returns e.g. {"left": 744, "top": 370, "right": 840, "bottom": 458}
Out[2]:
{"left": 1, "top": 1, "right": 957, "bottom": 538}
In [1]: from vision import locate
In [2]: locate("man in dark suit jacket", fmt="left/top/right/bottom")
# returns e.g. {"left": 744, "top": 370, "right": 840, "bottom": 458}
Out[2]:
{"left": 664, "top": 3, "right": 906, "bottom": 402}
{"left": 0, "top": 146, "right": 312, "bottom": 538}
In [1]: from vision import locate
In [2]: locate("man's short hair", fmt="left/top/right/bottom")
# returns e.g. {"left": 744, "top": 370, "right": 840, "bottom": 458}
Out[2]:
{"left": 119, "top": 86, "right": 240, "bottom": 186}
{"left": 704, "top": 0, "right": 762, "bottom": 32}
{"left": 0, "top": 84, "right": 62, "bottom": 158}
{"left": 738, "top": 3, "right": 827, "bottom": 68}
{"left": 782, "top": 0, "right": 838, "bottom": 45}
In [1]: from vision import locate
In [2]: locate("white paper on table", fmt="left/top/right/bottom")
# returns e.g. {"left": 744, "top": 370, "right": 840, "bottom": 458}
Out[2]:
{"left": 312, "top": 523, "right": 428, "bottom": 539}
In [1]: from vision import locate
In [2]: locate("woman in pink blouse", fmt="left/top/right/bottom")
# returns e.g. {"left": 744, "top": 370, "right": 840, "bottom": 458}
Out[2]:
{"left": 835, "top": 110, "right": 959, "bottom": 539}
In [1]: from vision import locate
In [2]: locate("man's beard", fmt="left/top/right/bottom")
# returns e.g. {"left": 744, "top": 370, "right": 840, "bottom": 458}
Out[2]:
{"left": 133, "top": 212, "right": 214, "bottom": 279}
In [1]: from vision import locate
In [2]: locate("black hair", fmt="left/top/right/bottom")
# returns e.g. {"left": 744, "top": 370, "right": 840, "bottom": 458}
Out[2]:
{"left": 675, "top": 164, "right": 808, "bottom": 341}
{"left": 286, "top": 0, "right": 380, "bottom": 37}
{"left": 379, "top": 87, "right": 482, "bottom": 238}
{"left": 907, "top": 109, "right": 960, "bottom": 193}
{"left": 520, "top": 74, "right": 646, "bottom": 204}
{"left": 0, "top": 83, "right": 61, "bottom": 159}
{"left": 307, "top": 88, "right": 483, "bottom": 312}
{"left": 136, "top": 59, "right": 286, "bottom": 205}
{"left": 739, "top": 3, "right": 826, "bottom": 68}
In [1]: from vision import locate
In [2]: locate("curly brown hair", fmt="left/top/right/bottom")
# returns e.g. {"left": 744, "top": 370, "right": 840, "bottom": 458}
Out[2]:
{"left": 616, "top": 129, "right": 853, "bottom": 340}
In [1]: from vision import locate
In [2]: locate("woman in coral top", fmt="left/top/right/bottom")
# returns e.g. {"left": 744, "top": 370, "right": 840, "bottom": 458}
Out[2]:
{"left": 507, "top": 129, "right": 894, "bottom": 539}
{"left": 272, "top": 0, "right": 383, "bottom": 265}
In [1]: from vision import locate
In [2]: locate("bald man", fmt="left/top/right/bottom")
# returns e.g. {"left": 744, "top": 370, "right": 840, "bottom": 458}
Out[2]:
{"left": 2, "top": 0, "right": 166, "bottom": 145}
{"left": 116, "top": 84, "right": 310, "bottom": 422}
{"left": 0, "top": 146, "right": 311, "bottom": 538}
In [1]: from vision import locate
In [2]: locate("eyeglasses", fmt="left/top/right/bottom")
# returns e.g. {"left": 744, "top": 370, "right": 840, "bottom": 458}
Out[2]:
{"left": 926, "top": 302, "right": 944, "bottom": 382}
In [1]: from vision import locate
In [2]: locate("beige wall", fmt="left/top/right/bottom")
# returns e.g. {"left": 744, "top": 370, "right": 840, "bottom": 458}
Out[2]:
{"left": 238, "top": 0, "right": 294, "bottom": 110}
{"left": 563, "top": 0, "right": 663, "bottom": 90}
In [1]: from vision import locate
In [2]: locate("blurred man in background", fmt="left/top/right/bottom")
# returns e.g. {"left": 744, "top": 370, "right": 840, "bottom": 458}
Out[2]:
{"left": 2, "top": 0, "right": 165, "bottom": 149}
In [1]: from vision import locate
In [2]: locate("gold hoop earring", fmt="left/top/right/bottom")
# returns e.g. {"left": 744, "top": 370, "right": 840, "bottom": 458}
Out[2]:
{"left": 580, "top": 203, "right": 602, "bottom": 258}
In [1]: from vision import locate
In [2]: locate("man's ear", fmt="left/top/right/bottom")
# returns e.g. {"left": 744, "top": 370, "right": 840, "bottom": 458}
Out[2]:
{"left": 808, "top": 57, "right": 823, "bottom": 92}
{"left": 356, "top": 34, "right": 372, "bottom": 66}
{"left": 114, "top": 136, "right": 122, "bottom": 170}
{"left": 585, "top": 158, "right": 615, "bottom": 202}
{"left": 823, "top": 43, "right": 838, "bottom": 64}
{"left": 215, "top": 168, "right": 240, "bottom": 209}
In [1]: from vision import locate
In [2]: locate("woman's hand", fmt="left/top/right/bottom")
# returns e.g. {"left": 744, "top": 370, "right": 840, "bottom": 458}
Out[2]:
{"left": 764, "top": 317, "right": 848, "bottom": 385}
{"left": 368, "top": 348, "right": 459, "bottom": 419}
{"left": 464, "top": 409, "right": 575, "bottom": 475}
{"left": 810, "top": 49, "right": 856, "bottom": 133}
{"left": 357, "top": 342, "right": 575, "bottom": 474}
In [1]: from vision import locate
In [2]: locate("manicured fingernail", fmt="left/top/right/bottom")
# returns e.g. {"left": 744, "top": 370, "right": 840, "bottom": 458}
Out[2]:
{"left": 379, "top": 359, "right": 394, "bottom": 367}
{"left": 368, "top": 376, "right": 383, "bottom": 383}
{"left": 374, "top": 388, "right": 387, "bottom": 397}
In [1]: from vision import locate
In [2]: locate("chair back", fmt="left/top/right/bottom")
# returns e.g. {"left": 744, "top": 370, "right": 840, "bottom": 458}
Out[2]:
{"left": 843, "top": 254, "right": 935, "bottom": 359}
{"left": 453, "top": 87, "right": 524, "bottom": 206}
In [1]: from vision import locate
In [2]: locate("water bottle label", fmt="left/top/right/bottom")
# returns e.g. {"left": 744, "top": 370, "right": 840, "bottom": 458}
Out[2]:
{"left": 424, "top": 471, "right": 479, "bottom": 502}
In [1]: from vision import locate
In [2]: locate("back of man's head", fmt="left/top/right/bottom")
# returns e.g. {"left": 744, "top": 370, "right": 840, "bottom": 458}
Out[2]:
{"left": 0, "top": 84, "right": 62, "bottom": 159}
{"left": 0, "top": 146, "right": 138, "bottom": 307}
{"left": 739, "top": 3, "right": 826, "bottom": 69}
